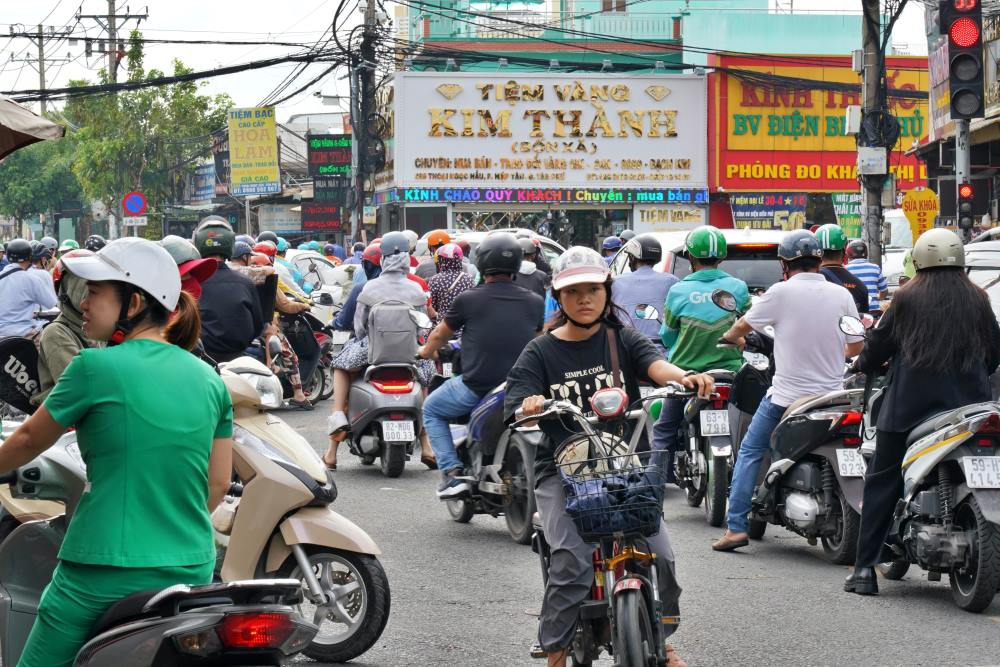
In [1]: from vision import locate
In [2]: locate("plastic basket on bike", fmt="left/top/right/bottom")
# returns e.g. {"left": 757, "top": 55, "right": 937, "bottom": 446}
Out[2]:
{"left": 555, "top": 432, "right": 664, "bottom": 542}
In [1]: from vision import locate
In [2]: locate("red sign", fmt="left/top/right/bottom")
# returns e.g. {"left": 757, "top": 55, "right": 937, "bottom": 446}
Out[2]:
{"left": 122, "top": 191, "right": 147, "bottom": 215}
{"left": 301, "top": 203, "right": 341, "bottom": 230}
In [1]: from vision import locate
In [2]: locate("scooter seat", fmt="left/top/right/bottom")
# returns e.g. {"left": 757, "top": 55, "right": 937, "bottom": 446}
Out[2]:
{"left": 706, "top": 369, "right": 736, "bottom": 383}
{"left": 781, "top": 390, "right": 855, "bottom": 421}
{"left": 90, "top": 588, "right": 161, "bottom": 637}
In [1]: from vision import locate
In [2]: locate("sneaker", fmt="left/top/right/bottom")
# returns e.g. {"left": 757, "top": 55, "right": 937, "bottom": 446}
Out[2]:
{"left": 437, "top": 472, "right": 471, "bottom": 499}
{"left": 327, "top": 411, "right": 349, "bottom": 435}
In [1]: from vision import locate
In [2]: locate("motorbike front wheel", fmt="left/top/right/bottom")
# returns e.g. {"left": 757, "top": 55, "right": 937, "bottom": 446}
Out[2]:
{"left": 447, "top": 499, "right": 474, "bottom": 523}
{"left": 280, "top": 548, "right": 391, "bottom": 663}
{"left": 704, "top": 454, "right": 728, "bottom": 527}
{"left": 504, "top": 439, "right": 536, "bottom": 545}
{"left": 614, "top": 587, "right": 657, "bottom": 667}
{"left": 303, "top": 366, "right": 328, "bottom": 404}
{"left": 949, "top": 497, "right": 1000, "bottom": 612}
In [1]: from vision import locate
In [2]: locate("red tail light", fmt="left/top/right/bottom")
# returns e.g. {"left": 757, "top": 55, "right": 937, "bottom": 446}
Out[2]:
{"left": 711, "top": 384, "right": 731, "bottom": 409}
{"left": 371, "top": 369, "right": 415, "bottom": 394}
{"left": 977, "top": 414, "right": 1000, "bottom": 433}
{"left": 975, "top": 438, "right": 996, "bottom": 447}
{"left": 839, "top": 411, "right": 863, "bottom": 428}
{"left": 218, "top": 612, "right": 293, "bottom": 649}
{"left": 842, "top": 437, "right": 862, "bottom": 447}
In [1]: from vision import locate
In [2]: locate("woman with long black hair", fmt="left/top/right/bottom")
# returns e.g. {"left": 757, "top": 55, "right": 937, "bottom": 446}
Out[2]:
{"left": 847, "top": 228, "right": 1000, "bottom": 595}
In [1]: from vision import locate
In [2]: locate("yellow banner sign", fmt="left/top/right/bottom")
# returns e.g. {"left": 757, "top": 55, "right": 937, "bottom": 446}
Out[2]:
{"left": 901, "top": 187, "right": 939, "bottom": 241}
{"left": 228, "top": 106, "right": 281, "bottom": 197}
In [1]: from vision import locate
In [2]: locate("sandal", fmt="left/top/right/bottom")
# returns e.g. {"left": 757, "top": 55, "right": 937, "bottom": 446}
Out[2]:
{"left": 289, "top": 399, "right": 314, "bottom": 411}
{"left": 322, "top": 454, "right": 337, "bottom": 471}
{"left": 421, "top": 454, "right": 438, "bottom": 470}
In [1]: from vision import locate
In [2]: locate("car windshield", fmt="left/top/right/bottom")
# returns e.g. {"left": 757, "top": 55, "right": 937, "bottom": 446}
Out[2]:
{"left": 968, "top": 267, "right": 1000, "bottom": 319}
{"left": 670, "top": 250, "right": 784, "bottom": 292}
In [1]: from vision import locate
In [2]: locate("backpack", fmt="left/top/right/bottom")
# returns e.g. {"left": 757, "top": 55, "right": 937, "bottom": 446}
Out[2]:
{"left": 0, "top": 336, "right": 40, "bottom": 415}
{"left": 367, "top": 300, "right": 418, "bottom": 365}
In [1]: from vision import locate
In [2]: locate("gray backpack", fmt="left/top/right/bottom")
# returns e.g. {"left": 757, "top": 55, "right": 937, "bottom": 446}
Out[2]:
{"left": 367, "top": 300, "right": 419, "bottom": 365}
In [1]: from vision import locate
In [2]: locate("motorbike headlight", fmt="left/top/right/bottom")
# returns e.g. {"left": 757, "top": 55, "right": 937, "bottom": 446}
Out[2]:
{"left": 233, "top": 425, "right": 295, "bottom": 467}
{"left": 239, "top": 372, "right": 282, "bottom": 409}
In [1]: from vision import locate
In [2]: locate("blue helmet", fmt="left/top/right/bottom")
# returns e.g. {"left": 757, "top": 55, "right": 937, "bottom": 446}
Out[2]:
{"left": 276, "top": 237, "right": 289, "bottom": 252}
{"left": 232, "top": 241, "right": 254, "bottom": 260}
{"left": 602, "top": 236, "right": 622, "bottom": 251}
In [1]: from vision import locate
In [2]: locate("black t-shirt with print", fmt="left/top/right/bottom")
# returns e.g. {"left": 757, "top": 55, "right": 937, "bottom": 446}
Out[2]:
{"left": 504, "top": 324, "right": 664, "bottom": 484}
{"left": 820, "top": 265, "right": 870, "bottom": 313}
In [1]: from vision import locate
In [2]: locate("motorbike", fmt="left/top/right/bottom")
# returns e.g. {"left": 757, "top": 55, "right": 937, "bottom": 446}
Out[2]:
{"left": 842, "top": 316, "right": 1000, "bottom": 612}
{"left": 215, "top": 372, "right": 392, "bottom": 661}
{"left": 519, "top": 384, "right": 701, "bottom": 667}
{"left": 433, "top": 341, "right": 540, "bottom": 544}
{"left": 0, "top": 436, "right": 317, "bottom": 666}
{"left": 340, "top": 309, "right": 434, "bottom": 478}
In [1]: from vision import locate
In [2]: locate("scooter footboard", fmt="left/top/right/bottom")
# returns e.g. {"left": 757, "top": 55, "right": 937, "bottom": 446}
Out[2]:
{"left": 265, "top": 507, "right": 382, "bottom": 574}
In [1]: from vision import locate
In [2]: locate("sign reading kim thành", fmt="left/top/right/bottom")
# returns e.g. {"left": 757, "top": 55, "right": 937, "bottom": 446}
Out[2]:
{"left": 388, "top": 72, "right": 707, "bottom": 190}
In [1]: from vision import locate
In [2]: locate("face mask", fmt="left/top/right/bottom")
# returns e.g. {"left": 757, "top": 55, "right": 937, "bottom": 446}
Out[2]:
{"left": 181, "top": 275, "right": 203, "bottom": 300}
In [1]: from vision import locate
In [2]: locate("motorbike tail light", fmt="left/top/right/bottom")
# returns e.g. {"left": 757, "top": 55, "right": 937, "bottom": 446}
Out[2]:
{"left": 388, "top": 412, "right": 410, "bottom": 420}
{"left": 371, "top": 368, "right": 415, "bottom": 394}
{"left": 839, "top": 411, "right": 863, "bottom": 428}
{"left": 976, "top": 438, "right": 995, "bottom": 447}
{"left": 842, "top": 436, "right": 862, "bottom": 447}
{"left": 711, "top": 384, "right": 731, "bottom": 409}
{"left": 976, "top": 413, "right": 1000, "bottom": 433}
{"left": 218, "top": 612, "right": 294, "bottom": 649}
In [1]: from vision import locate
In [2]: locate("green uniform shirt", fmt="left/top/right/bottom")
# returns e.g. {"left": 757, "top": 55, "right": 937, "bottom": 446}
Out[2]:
{"left": 44, "top": 339, "right": 233, "bottom": 568}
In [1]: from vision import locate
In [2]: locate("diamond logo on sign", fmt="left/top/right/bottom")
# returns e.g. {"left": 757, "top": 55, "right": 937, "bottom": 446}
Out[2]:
{"left": 436, "top": 83, "right": 463, "bottom": 99}
{"left": 122, "top": 191, "right": 147, "bottom": 216}
{"left": 645, "top": 85, "right": 671, "bottom": 102}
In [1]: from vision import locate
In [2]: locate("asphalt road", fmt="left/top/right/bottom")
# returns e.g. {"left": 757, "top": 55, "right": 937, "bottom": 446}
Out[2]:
{"left": 281, "top": 404, "right": 1000, "bottom": 667}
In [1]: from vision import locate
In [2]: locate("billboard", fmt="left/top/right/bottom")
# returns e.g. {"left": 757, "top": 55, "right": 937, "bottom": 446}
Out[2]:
{"left": 227, "top": 106, "right": 282, "bottom": 197}
{"left": 258, "top": 204, "right": 300, "bottom": 234}
{"left": 190, "top": 163, "right": 215, "bottom": 205}
{"left": 307, "top": 134, "right": 352, "bottom": 177}
{"left": 709, "top": 54, "right": 929, "bottom": 192}
{"left": 301, "top": 203, "right": 342, "bottom": 231}
{"left": 387, "top": 72, "right": 708, "bottom": 190}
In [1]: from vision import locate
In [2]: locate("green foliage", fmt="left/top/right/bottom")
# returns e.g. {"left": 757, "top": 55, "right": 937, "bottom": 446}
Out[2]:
{"left": 0, "top": 131, "right": 81, "bottom": 223}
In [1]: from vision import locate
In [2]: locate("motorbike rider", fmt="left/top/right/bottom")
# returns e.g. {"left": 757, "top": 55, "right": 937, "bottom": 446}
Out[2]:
{"left": 845, "top": 229, "right": 1000, "bottom": 595}
{"left": 415, "top": 229, "right": 451, "bottom": 281}
{"left": 193, "top": 216, "right": 265, "bottom": 363}
{"left": 816, "top": 223, "right": 869, "bottom": 314}
{"left": 332, "top": 242, "right": 382, "bottom": 333}
{"left": 344, "top": 242, "right": 366, "bottom": 265}
{"left": 418, "top": 233, "right": 545, "bottom": 498}
{"left": 611, "top": 233, "right": 678, "bottom": 341}
{"left": 600, "top": 235, "right": 622, "bottom": 265}
{"left": 30, "top": 250, "right": 101, "bottom": 407}
{"left": 324, "top": 242, "right": 346, "bottom": 265}
{"left": 30, "top": 240, "right": 54, "bottom": 272}
{"left": 158, "top": 235, "right": 217, "bottom": 301}
{"left": 456, "top": 238, "right": 479, "bottom": 281}
{"left": 84, "top": 234, "right": 106, "bottom": 252}
{"left": 505, "top": 246, "right": 713, "bottom": 667}
{"left": 0, "top": 237, "right": 232, "bottom": 667}
{"left": 325, "top": 232, "right": 436, "bottom": 469}
{"left": 516, "top": 238, "right": 549, "bottom": 298}
{"left": 846, "top": 240, "right": 888, "bottom": 312}
{"left": 653, "top": 227, "right": 749, "bottom": 481}
{"left": 57, "top": 239, "right": 80, "bottom": 257}
{"left": 619, "top": 229, "right": 637, "bottom": 243}
{"left": 712, "top": 230, "right": 865, "bottom": 552}
{"left": 0, "top": 239, "right": 58, "bottom": 338}
{"left": 0, "top": 242, "right": 7, "bottom": 269}
{"left": 427, "top": 243, "right": 475, "bottom": 325}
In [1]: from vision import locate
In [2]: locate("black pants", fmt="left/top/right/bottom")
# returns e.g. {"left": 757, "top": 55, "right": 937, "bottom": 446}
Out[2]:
{"left": 855, "top": 430, "right": 909, "bottom": 567}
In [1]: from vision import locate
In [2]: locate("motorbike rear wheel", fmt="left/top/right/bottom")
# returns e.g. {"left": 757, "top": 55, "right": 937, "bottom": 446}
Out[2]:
{"left": 820, "top": 490, "right": 860, "bottom": 565}
{"left": 747, "top": 518, "right": 767, "bottom": 540}
{"left": 303, "top": 366, "right": 328, "bottom": 404}
{"left": 446, "top": 499, "right": 474, "bottom": 523}
{"left": 704, "top": 455, "right": 728, "bottom": 527}
{"left": 614, "top": 587, "right": 656, "bottom": 667}
{"left": 949, "top": 497, "right": 1000, "bottom": 612}
{"left": 504, "top": 439, "right": 536, "bottom": 545}
{"left": 685, "top": 450, "right": 707, "bottom": 509}
{"left": 380, "top": 442, "right": 406, "bottom": 478}
{"left": 877, "top": 560, "right": 910, "bottom": 580}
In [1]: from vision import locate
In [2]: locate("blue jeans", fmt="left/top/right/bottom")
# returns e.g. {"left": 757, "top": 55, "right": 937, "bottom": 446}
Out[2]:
{"left": 423, "top": 375, "right": 482, "bottom": 474}
{"left": 725, "top": 395, "right": 787, "bottom": 533}
{"left": 651, "top": 397, "right": 685, "bottom": 479}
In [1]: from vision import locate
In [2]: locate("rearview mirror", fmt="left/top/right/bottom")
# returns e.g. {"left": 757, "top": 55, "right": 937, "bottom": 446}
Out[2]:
{"left": 839, "top": 315, "right": 866, "bottom": 337}
{"left": 633, "top": 304, "right": 661, "bottom": 322}
{"left": 410, "top": 310, "right": 433, "bottom": 330}
{"left": 711, "top": 289, "right": 738, "bottom": 312}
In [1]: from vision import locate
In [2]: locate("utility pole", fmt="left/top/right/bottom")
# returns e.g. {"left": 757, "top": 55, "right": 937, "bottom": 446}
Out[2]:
{"left": 353, "top": 0, "right": 378, "bottom": 243}
{"left": 860, "top": 0, "right": 883, "bottom": 266}
{"left": 75, "top": 3, "right": 147, "bottom": 82}
{"left": 9, "top": 24, "right": 74, "bottom": 114}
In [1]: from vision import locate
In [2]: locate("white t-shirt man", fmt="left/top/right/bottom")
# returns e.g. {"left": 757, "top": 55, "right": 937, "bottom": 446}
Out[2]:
{"left": 744, "top": 272, "right": 862, "bottom": 408}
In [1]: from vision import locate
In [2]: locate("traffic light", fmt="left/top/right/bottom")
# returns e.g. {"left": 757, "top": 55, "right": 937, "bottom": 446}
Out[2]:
{"left": 940, "top": 0, "right": 984, "bottom": 119}
{"left": 958, "top": 181, "right": 975, "bottom": 229}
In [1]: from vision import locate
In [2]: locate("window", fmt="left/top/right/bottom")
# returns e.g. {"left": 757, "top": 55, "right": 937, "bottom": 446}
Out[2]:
{"left": 601, "top": 0, "right": 626, "bottom": 12}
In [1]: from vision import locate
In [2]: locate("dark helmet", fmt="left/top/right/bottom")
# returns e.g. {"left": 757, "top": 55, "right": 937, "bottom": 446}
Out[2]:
{"left": 846, "top": 239, "right": 868, "bottom": 259}
{"left": 235, "top": 234, "right": 254, "bottom": 246}
{"left": 193, "top": 216, "right": 235, "bottom": 259}
{"left": 623, "top": 234, "right": 662, "bottom": 264}
{"left": 380, "top": 231, "right": 410, "bottom": 257}
{"left": 257, "top": 231, "right": 279, "bottom": 244}
{"left": 778, "top": 230, "right": 823, "bottom": 263}
{"left": 619, "top": 229, "right": 637, "bottom": 242}
{"left": 4, "top": 238, "right": 31, "bottom": 263}
{"left": 324, "top": 243, "right": 337, "bottom": 256}
{"left": 517, "top": 238, "right": 538, "bottom": 256}
{"left": 476, "top": 232, "right": 523, "bottom": 276}
{"left": 30, "top": 240, "right": 52, "bottom": 262}
{"left": 85, "top": 234, "right": 106, "bottom": 252}
{"left": 352, "top": 242, "right": 366, "bottom": 253}
{"left": 159, "top": 235, "right": 201, "bottom": 265}
{"left": 39, "top": 236, "right": 58, "bottom": 254}
{"left": 232, "top": 241, "right": 254, "bottom": 261}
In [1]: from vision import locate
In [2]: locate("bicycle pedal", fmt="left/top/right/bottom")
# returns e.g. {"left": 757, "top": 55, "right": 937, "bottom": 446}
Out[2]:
{"left": 529, "top": 645, "right": 547, "bottom": 659}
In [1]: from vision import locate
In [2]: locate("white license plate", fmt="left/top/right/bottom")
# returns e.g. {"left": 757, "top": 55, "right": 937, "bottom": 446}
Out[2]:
{"left": 836, "top": 448, "right": 868, "bottom": 477}
{"left": 699, "top": 410, "right": 730, "bottom": 436}
{"left": 962, "top": 456, "right": 1000, "bottom": 489}
{"left": 442, "top": 362, "right": 453, "bottom": 378}
{"left": 382, "top": 420, "right": 415, "bottom": 442}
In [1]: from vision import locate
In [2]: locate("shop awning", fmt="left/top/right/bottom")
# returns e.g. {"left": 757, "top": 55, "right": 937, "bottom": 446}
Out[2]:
{"left": 0, "top": 95, "right": 64, "bottom": 160}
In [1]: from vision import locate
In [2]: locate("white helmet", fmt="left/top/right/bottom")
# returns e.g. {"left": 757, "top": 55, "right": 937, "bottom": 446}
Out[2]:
{"left": 911, "top": 228, "right": 964, "bottom": 270}
{"left": 61, "top": 237, "right": 182, "bottom": 310}
{"left": 552, "top": 246, "right": 610, "bottom": 291}
{"left": 401, "top": 229, "right": 419, "bottom": 253}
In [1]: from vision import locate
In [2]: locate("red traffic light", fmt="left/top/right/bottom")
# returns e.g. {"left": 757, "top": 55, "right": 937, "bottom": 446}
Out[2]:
{"left": 952, "top": 0, "right": 978, "bottom": 11}
{"left": 950, "top": 17, "right": 981, "bottom": 47}
{"left": 959, "top": 183, "right": 974, "bottom": 199}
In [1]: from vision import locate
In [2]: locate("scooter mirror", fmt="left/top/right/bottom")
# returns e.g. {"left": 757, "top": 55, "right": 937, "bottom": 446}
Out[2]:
{"left": 410, "top": 310, "right": 433, "bottom": 330}
{"left": 839, "top": 315, "right": 866, "bottom": 337}
{"left": 633, "top": 304, "right": 660, "bottom": 321}
{"left": 711, "top": 289, "right": 738, "bottom": 312}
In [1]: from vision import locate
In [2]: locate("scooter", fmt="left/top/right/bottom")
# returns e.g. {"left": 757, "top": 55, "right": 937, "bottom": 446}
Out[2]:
{"left": 341, "top": 310, "right": 433, "bottom": 478}
{"left": 0, "top": 436, "right": 317, "bottom": 666}
{"left": 215, "top": 372, "right": 392, "bottom": 661}
{"left": 841, "top": 316, "right": 1000, "bottom": 612}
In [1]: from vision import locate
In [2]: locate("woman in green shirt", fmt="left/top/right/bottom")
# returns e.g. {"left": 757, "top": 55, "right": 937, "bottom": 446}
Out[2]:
{"left": 0, "top": 237, "right": 233, "bottom": 667}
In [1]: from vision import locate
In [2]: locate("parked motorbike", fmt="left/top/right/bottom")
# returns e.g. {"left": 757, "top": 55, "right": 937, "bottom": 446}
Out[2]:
{"left": 340, "top": 310, "right": 433, "bottom": 478}
{"left": 841, "top": 316, "right": 1000, "bottom": 612}
{"left": 520, "top": 384, "right": 698, "bottom": 666}
{"left": 0, "top": 436, "right": 317, "bottom": 666}
{"left": 215, "top": 372, "right": 392, "bottom": 660}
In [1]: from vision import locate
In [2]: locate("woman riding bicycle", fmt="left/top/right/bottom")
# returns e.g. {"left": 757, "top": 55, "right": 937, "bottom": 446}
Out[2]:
{"left": 504, "top": 246, "right": 713, "bottom": 667}
{"left": 0, "top": 238, "right": 233, "bottom": 667}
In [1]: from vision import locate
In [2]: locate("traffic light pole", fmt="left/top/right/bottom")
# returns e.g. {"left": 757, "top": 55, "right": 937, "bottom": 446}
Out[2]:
{"left": 956, "top": 118, "right": 972, "bottom": 242}
{"left": 861, "top": 0, "right": 883, "bottom": 266}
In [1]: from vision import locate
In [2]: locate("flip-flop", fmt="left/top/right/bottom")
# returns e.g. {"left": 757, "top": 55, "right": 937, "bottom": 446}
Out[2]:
{"left": 421, "top": 455, "right": 438, "bottom": 470}
{"left": 289, "top": 399, "right": 314, "bottom": 411}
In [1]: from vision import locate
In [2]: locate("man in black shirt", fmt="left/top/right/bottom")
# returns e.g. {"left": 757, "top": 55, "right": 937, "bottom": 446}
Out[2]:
{"left": 816, "top": 223, "right": 869, "bottom": 314}
{"left": 418, "top": 233, "right": 545, "bottom": 498}
{"left": 193, "top": 217, "right": 264, "bottom": 363}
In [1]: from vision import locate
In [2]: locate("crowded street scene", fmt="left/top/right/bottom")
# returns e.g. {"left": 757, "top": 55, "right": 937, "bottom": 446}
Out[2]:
{"left": 1, "top": 0, "right": 999, "bottom": 665}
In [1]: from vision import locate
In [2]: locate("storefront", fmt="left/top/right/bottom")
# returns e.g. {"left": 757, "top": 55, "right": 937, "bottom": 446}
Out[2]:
{"left": 374, "top": 71, "right": 709, "bottom": 244}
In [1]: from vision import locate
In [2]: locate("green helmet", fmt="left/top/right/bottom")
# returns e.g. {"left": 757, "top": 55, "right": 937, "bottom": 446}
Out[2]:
{"left": 159, "top": 234, "right": 201, "bottom": 266}
{"left": 58, "top": 239, "right": 80, "bottom": 253}
{"left": 815, "top": 224, "right": 847, "bottom": 251}
{"left": 685, "top": 226, "right": 727, "bottom": 260}
{"left": 193, "top": 216, "right": 235, "bottom": 259}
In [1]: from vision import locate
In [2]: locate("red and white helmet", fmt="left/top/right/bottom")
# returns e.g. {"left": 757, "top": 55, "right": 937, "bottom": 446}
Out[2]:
{"left": 552, "top": 246, "right": 609, "bottom": 291}
{"left": 52, "top": 249, "right": 95, "bottom": 293}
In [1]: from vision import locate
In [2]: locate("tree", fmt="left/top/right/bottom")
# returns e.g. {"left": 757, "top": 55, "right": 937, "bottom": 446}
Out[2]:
{"left": 63, "top": 30, "right": 231, "bottom": 240}
{"left": 0, "top": 131, "right": 81, "bottom": 237}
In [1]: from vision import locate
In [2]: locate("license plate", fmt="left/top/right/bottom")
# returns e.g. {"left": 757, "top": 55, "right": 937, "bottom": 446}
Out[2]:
{"left": 699, "top": 410, "right": 730, "bottom": 436}
{"left": 836, "top": 448, "right": 867, "bottom": 477}
{"left": 382, "top": 420, "right": 415, "bottom": 442}
{"left": 442, "top": 362, "right": 453, "bottom": 378}
{"left": 743, "top": 351, "right": 768, "bottom": 369}
{"left": 962, "top": 456, "right": 1000, "bottom": 489}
